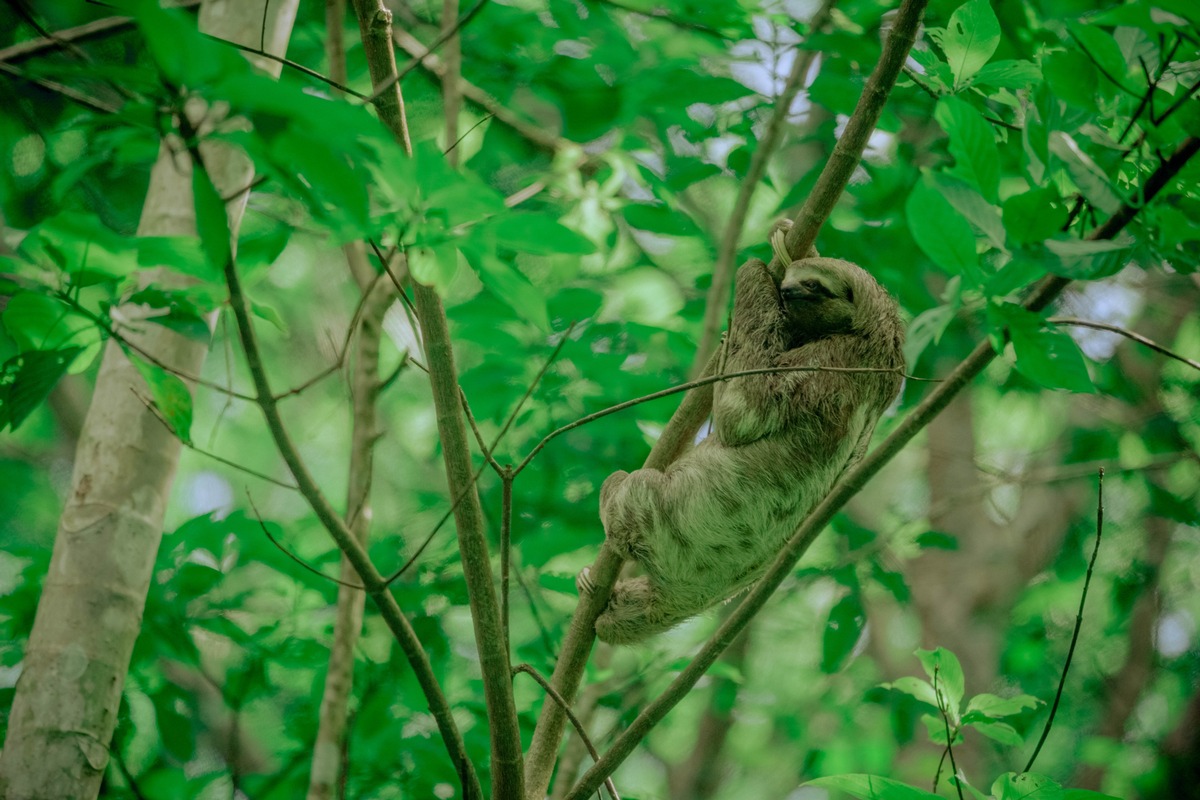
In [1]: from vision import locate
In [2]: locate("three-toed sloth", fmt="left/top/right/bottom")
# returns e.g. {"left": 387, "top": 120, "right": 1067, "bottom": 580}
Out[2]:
{"left": 585, "top": 252, "right": 905, "bottom": 644}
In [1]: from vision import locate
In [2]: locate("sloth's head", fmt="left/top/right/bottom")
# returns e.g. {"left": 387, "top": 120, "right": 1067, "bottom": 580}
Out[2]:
{"left": 779, "top": 257, "right": 895, "bottom": 346}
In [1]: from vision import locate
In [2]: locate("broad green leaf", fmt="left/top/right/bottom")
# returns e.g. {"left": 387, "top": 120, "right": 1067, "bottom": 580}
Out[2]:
{"left": 492, "top": 215, "right": 595, "bottom": 256}
{"left": 929, "top": 173, "right": 1004, "bottom": 248}
{"left": 1043, "top": 236, "right": 1133, "bottom": 280}
{"left": 1064, "top": 791, "right": 1124, "bottom": 800}
{"left": 250, "top": 298, "right": 287, "bottom": 333}
{"left": 934, "top": 97, "right": 999, "bottom": 201}
{"left": 1002, "top": 187, "right": 1069, "bottom": 245}
{"left": 967, "top": 719, "right": 1023, "bottom": 745}
{"left": 990, "top": 303, "right": 1095, "bottom": 392}
{"left": 804, "top": 774, "right": 942, "bottom": 800}
{"left": 137, "top": 236, "right": 213, "bottom": 280}
{"left": 1048, "top": 133, "right": 1121, "bottom": 214}
{"left": 129, "top": 354, "right": 195, "bottom": 444}
{"left": 623, "top": 203, "right": 705, "bottom": 237}
{"left": 151, "top": 686, "right": 197, "bottom": 761}
{"left": 192, "top": 167, "right": 232, "bottom": 274}
{"left": 964, "top": 692, "right": 1041, "bottom": 719}
{"left": 992, "top": 773, "right": 1064, "bottom": 800}
{"left": 136, "top": 1, "right": 236, "bottom": 86}
{"left": 939, "top": 0, "right": 1001, "bottom": 89}
{"left": 971, "top": 59, "right": 1041, "bottom": 90}
{"left": 920, "top": 713, "right": 961, "bottom": 745}
{"left": 0, "top": 348, "right": 83, "bottom": 432}
{"left": 470, "top": 252, "right": 550, "bottom": 331}
{"left": 870, "top": 561, "right": 910, "bottom": 603}
{"left": 915, "top": 531, "right": 958, "bottom": 550}
{"left": 916, "top": 648, "right": 965, "bottom": 713}
{"left": 3, "top": 292, "right": 101, "bottom": 372}
{"left": 821, "top": 593, "right": 866, "bottom": 673}
{"left": 879, "top": 676, "right": 939, "bottom": 708}
{"left": 17, "top": 212, "right": 134, "bottom": 282}
{"left": 1042, "top": 51, "right": 1098, "bottom": 110}
{"left": 1067, "top": 23, "right": 1129, "bottom": 91}
{"left": 906, "top": 176, "right": 980, "bottom": 280}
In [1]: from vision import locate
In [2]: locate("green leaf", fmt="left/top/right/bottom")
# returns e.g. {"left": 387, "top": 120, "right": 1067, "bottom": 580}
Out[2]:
{"left": 929, "top": 173, "right": 1004, "bottom": 248}
{"left": 129, "top": 354, "right": 195, "bottom": 444}
{"left": 1067, "top": 23, "right": 1129, "bottom": 92}
{"left": 804, "top": 774, "right": 942, "bottom": 800}
{"left": 623, "top": 203, "right": 704, "bottom": 237}
{"left": 964, "top": 692, "right": 1041, "bottom": 719}
{"left": 916, "top": 647, "right": 965, "bottom": 713}
{"left": 1063, "top": 790, "right": 1124, "bottom": 800}
{"left": 1043, "top": 236, "right": 1132, "bottom": 280}
{"left": 3, "top": 292, "right": 96, "bottom": 353}
{"left": 1042, "top": 51, "right": 1098, "bottom": 110}
{"left": 934, "top": 97, "right": 999, "bottom": 201}
{"left": 990, "top": 303, "right": 1095, "bottom": 392}
{"left": 1002, "top": 187, "right": 1069, "bottom": 245}
{"left": 470, "top": 251, "right": 550, "bottom": 331}
{"left": 906, "top": 175, "right": 980, "bottom": 280}
{"left": 915, "top": 531, "right": 958, "bottom": 550}
{"left": 137, "top": 236, "right": 214, "bottom": 281}
{"left": 967, "top": 719, "right": 1023, "bottom": 745}
{"left": 0, "top": 348, "right": 83, "bottom": 431}
{"left": 1048, "top": 133, "right": 1121, "bottom": 215}
{"left": 939, "top": 0, "right": 1001, "bottom": 90}
{"left": 879, "top": 676, "right": 939, "bottom": 708}
{"left": 250, "top": 298, "right": 287, "bottom": 333}
{"left": 151, "top": 686, "right": 197, "bottom": 761}
{"left": 971, "top": 59, "right": 1041, "bottom": 90}
{"left": 992, "top": 772, "right": 1064, "bottom": 800}
{"left": 870, "top": 561, "right": 911, "bottom": 603}
{"left": 822, "top": 593, "right": 866, "bottom": 673}
{"left": 492, "top": 215, "right": 595, "bottom": 256}
{"left": 192, "top": 167, "right": 232, "bottom": 274}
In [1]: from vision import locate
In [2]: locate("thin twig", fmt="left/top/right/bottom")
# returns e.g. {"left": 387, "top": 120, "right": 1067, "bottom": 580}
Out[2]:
{"left": 513, "top": 364, "right": 924, "bottom": 477}
{"left": 513, "top": 664, "right": 621, "bottom": 800}
{"left": 1050, "top": 317, "right": 1200, "bottom": 372}
{"left": 1023, "top": 468, "right": 1105, "bottom": 773}
{"left": 933, "top": 665, "right": 965, "bottom": 800}
{"left": 132, "top": 388, "right": 300, "bottom": 490}
{"left": 247, "top": 493, "right": 365, "bottom": 590}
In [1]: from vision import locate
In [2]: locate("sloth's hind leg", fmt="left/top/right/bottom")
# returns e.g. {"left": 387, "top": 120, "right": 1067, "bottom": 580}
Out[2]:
{"left": 595, "top": 576, "right": 681, "bottom": 645}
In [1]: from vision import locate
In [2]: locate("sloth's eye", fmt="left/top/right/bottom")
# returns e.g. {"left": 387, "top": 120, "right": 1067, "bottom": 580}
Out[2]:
{"left": 802, "top": 279, "right": 822, "bottom": 292}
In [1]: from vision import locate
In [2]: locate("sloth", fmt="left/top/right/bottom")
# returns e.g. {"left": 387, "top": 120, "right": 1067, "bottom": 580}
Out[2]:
{"left": 581, "top": 246, "right": 905, "bottom": 644}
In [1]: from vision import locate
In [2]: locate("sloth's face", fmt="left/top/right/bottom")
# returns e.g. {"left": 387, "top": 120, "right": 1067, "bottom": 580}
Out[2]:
{"left": 779, "top": 261, "right": 857, "bottom": 345}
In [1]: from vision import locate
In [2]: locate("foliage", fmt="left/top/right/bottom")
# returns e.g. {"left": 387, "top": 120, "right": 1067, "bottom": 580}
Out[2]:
{"left": 1, "top": 0, "right": 1198, "bottom": 798}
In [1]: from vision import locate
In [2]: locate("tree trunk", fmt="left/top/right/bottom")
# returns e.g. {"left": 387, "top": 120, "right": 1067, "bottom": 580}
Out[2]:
{"left": 0, "top": 4, "right": 298, "bottom": 797}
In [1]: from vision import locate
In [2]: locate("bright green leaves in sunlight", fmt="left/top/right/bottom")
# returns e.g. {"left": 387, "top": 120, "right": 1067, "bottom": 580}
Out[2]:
{"left": 934, "top": 97, "right": 999, "bottom": 202}
{"left": 129, "top": 355, "right": 194, "bottom": 444}
{"left": 192, "top": 167, "right": 232, "bottom": 275}
{"left": 933, "top": 0, "right": 1000, "bottom": 90}
{"left": 804, "top": 775, "right": 942, "bottom": 800}
{"left": 988, "top": 304, "right": 1095, "bottom": 393}
{"left": 906, "top": 175, "right": 980, "bottom": 281}
{"left": 880, "top": 647, "right": 1042, "bottom": 751}
{"left": 0, "top": 348, "right": 83, "bottom": 432}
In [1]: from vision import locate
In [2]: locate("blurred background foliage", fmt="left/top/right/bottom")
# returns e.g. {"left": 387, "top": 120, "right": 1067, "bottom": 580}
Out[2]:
{"left": 1, "top": 0, "right": 1199, "bottom": 798}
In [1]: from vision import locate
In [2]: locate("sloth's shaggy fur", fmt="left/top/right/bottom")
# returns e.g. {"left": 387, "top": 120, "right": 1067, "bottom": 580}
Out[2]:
{"left": 590, "top": 256, "right": 905, "bottom": 644}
